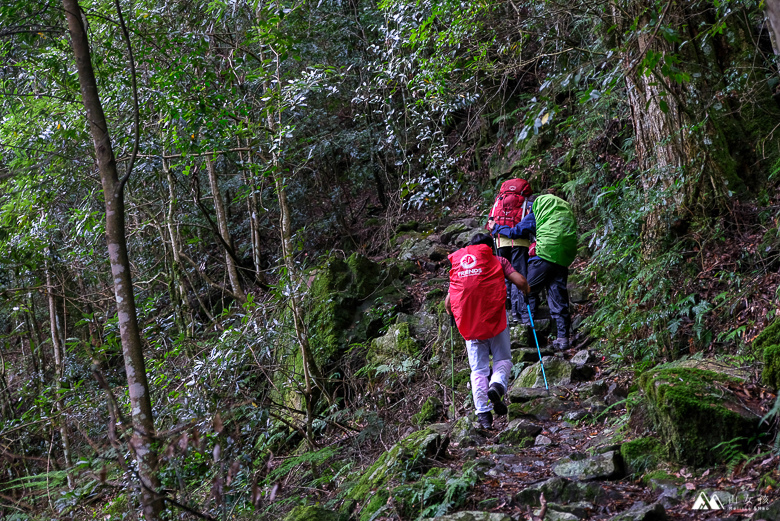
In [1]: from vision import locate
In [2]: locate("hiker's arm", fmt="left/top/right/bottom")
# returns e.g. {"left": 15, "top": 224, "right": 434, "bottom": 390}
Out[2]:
{"left": 490, "top": 212, "right": 536, "bottom": 239}
{"left": 444, "top": 293, "right": 452, "bottom": 315}
{"left": 508, "top": 271, "right": 530, "bottom": 296}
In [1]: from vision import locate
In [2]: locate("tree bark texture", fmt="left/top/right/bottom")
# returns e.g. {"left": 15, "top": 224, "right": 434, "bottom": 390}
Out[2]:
{"left": 62, "top": 1, "right": 163, "bottom": 518}
{"left": 766, "top": 0, "right": 780, "bottom": 55}
{"left": 620, "top": 0, "right": 772, "bottom": 253}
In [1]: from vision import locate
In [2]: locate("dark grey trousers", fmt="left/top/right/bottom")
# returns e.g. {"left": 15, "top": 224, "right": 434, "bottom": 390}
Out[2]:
{"left": 527, "top": 256, "right": 570, "bottom": 339}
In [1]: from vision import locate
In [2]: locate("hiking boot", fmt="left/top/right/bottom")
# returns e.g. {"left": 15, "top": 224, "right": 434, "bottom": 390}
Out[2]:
{"left": 488, "top": 383, "right": 508, "bottom": 416}
{"left": 476, "top": 411, "right": 493, "bottom": 430}
{"left": 553, "top": 337, "right": 570, "bottom": 351}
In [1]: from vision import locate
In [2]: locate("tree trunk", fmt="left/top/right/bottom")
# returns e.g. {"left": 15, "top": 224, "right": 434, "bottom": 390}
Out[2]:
{"left": 62, "top": 1, "right": 163, "bottom": 518}
{"left": 620, "top": 0, "right": 765, "bottom": 254}
{"left": 206, "top": 158, "right": 246, "bottom": 302}
{"left": 163, "top": 161, "right": 192, "bottom": 334}
{"left": 45, "top": 262, "right": 74, "bottom": 490}
{"left": 766, "top": 0, "right": 780, "bottom": 55}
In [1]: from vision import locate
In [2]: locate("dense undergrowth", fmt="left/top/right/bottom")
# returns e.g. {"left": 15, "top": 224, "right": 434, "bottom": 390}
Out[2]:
{"left": 2, "top": 0, "right": 780, "bottom": 519}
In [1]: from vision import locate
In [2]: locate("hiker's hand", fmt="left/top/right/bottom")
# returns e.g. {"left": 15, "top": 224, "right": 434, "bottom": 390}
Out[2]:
{"left": 487, "top": 218, "right": 496, "bottom": 230}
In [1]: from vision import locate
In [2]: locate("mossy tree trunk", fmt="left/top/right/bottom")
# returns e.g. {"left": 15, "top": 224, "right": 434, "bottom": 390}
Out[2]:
{"left": 618, "top": 0, "right": 770, "bottom": 254}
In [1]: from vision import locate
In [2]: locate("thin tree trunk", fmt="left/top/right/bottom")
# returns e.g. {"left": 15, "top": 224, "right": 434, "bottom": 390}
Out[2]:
{"left": 206, "top": 158, "right": 246, "bottom": 302}
{"left": 163, "top": 161, "right": 192, "bottom": 334}
{"left": 62, "top": 1, "right": 163, "bottom": 518}
{"left": 45, "top": 262, "right": 74, "bottom": 490}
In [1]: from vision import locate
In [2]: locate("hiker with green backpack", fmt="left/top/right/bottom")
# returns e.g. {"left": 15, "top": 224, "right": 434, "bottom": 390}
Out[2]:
{"left": 489, "top": 193, "right": 578, "bottom": 351}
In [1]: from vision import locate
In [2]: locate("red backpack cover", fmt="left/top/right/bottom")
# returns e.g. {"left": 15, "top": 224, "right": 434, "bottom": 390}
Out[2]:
{"left": 448, "top": 244, "right": 507, "bottom": 340}
{"left": 488, "top": 178, "right": 532, "bottom": 228}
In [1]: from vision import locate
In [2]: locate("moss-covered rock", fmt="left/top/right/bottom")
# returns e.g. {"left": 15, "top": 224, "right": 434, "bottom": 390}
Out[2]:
{"left": 638, "top": 362, "right": 762, "bottom": 466}
{"left": 513, "top": 357, "right": 572, "bottom": 388}
{"left": 620, "top": 438, "right": 665, "bottom": 476}
{"left": 413, "top": 396, "right": 444, "bottom": 426}
{"left": 368, "top": 322, "right": 420, "bottom": 365}
{"left": 450, "top": 415, "right": 486, "bottom": 447}
{"left": 498, "top": 418, "right": 542, "bottom": 445}
{"left": 552, "top": 451, "right": 624, "bottom": 481}
{"left": 347, "top": 428, "right": 449, "bottom": 503}
{"left": 307, "top": 253, "right": 406, "bottom": 368}
{"left": 284, "top": 505, "right": 343, "bottom": 521}
{"left": 358, "top": 490, "right": 390, "bottom": 521}
{"left": 508, "top": 395, "right": 571, "bottom": 421}
{"left": 391, "top": 477, "right": 448, "bottom": 518}
{"left": 756, "top": 320, "right": 780, "bottom": 389}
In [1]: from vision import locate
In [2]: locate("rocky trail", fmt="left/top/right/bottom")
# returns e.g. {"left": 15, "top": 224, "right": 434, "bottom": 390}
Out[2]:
{"left": 286, "top": 217, "right": 780, "bottom": 521}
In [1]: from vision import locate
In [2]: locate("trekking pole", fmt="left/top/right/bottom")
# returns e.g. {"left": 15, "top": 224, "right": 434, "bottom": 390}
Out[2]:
{"left": 450, "top": 314, "right": 456, "bottom": 418}
{"left": 527, "top": 304, "right": 549, "bottom": 390}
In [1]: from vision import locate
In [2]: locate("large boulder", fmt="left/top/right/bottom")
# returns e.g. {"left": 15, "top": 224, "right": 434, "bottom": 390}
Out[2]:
{"left": 608, "top": 502, "right": 666, "bottom": 521}
{"left": 620, "top": 437, "right": 665, "bottom": 476}
{"left": 498, "top": 418, "right": 543, "bottom": 444}
{"left": 638, "top": 360, "right": 762, "bottom": 466}
{"left": 396, "top": 311, "right": 441, "bottom": 346}
{"left": 399, "top": 235, "right": 435, "bottom": 261}
{"left": 515, "top": 476, "right": 607, "bottom": 506}
{"left": 441, "top": 219, "right": 479, "bottom": 244}
{"left": 307, "top": 253, "right": 408, "bottom": 367}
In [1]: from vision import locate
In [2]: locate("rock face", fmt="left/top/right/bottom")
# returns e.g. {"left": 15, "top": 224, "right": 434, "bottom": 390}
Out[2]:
{"left": 638, "top": 360, "right": 762, "bottom": 466}
{"left": 552, "top": 451, "right": 624, "bottom": 481}
{"left": 307, "top": 253, "right": 407, "bottom": 367}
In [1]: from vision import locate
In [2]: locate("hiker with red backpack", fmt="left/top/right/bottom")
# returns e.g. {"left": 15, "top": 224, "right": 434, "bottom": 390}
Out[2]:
{"left": 489, "top": 193, "right": 578, "bottom": 351}
{"left": 445, "top": 234, "right": 530, "bottom": 430}
{"left": 487, "top": 178, "right": 537, "bottom": 325}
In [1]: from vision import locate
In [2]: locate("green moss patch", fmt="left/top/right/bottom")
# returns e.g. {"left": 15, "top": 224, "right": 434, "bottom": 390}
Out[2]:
{"left": 413, "top": 397, "right": 444, "bottom": 426}
{"left": 756, "top": 320, "right": 780, "bottom": 390}
{"left": 639, "top": 364, "right": 761, "bottom": 466}
{"left": 620, "top": 437, "right": 665, "bottom": 476}
{"left": 284, "top": 505, "right": 343, "bottom": 521}
{"left": 307, "top": 253, "right": 407, "bottom": 368}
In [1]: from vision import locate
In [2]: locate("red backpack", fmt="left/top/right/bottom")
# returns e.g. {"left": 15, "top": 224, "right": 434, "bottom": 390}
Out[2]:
{"left": 448, "top": 244, "right": 507, "bottom": 340}
{"left": 488, "top": 178, "right": 532, "bottom": 228}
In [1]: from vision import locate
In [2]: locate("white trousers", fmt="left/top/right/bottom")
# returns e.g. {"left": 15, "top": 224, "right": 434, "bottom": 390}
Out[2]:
{"left": 465, "top": 327, "right": 512, "bottom": 413}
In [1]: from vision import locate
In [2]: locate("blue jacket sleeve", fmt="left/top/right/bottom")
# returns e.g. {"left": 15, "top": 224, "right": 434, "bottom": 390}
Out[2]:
{"left": 492, "top": 212, "right": 536, "bottom": 239}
